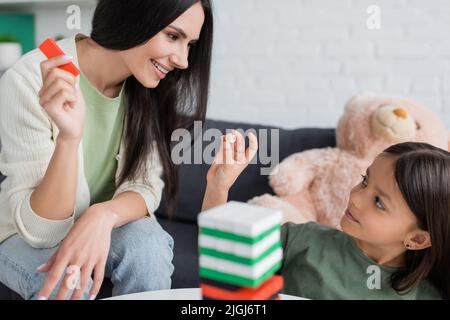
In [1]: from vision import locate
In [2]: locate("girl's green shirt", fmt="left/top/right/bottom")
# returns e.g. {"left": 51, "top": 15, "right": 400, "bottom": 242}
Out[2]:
{"left": 280, "top": 222, "right": 442, "bottom": 300}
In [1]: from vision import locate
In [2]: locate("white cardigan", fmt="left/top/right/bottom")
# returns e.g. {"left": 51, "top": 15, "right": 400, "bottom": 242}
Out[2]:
{"left": 0, "top": 35, "right": 165, "bottom": 249}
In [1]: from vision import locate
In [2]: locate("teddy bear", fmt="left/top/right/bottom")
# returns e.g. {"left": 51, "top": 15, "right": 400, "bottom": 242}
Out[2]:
{"left": 249, "top": 93, "right": 450, "bottom": 229}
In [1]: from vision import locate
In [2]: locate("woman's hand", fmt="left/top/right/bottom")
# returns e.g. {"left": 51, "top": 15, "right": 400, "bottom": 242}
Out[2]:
{"left": 202, "top": 130, "right": 258, "bottom": 211}
{"left": 36, "top": 203, "right": 118, "bottom": 300}
{"left": 38, "top": 55, "right": 86, "bottom": 142}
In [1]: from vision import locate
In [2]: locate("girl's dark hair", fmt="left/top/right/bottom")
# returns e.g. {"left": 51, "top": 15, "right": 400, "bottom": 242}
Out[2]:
{"left": 90, "top": 0, "right": 213, "bottom": 214}
{"left": 383, "top": 142, "right": 450, "bottom": 299}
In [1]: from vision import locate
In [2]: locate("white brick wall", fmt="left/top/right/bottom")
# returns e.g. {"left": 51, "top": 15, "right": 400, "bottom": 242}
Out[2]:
{"left": 34, "top": 4, "right": 95, "bottom": 45}
{"left": 9, "top": 0, "right": 448, "bottom": 130}
{"left": 208, "top": 0, "right": 450, "bottom": 129}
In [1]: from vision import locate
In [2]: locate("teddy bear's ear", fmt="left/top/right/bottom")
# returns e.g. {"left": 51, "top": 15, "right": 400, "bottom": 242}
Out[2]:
{"left": 344, "top": 92, "right": 376, "bottom": 110}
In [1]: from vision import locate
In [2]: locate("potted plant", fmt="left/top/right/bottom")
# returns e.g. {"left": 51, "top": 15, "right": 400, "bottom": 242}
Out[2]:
{"left": 0, "top": 35, "right": 22, "bottom": 71}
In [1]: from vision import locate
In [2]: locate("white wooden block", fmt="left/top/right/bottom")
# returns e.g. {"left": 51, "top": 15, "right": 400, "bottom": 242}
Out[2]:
{"left": 198, "top": 201, "right": 282, "bottom": 238}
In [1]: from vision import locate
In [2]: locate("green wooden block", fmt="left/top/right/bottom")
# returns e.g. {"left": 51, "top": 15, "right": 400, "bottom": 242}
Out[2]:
{"left": 199, "top": 242, "right": 282, "bottom": 266}
{"left": 199, "top": 261, "right": 282, "bottom": 288}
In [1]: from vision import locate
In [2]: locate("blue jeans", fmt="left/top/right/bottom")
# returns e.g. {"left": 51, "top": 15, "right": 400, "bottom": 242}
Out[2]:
{"left": 0, "top": 216, "right": 174, "bottom": 300}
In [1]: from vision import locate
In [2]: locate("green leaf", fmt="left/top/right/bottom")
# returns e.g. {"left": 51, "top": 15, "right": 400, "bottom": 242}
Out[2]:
{"left": 0, "top": 35, "right": 19, "bottom": 43}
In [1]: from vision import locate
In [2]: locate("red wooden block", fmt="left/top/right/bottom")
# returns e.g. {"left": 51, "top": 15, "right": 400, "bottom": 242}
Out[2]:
{"left": 201, "top": 275, "right": 283, "bottom": 300}
{"left": 38, "top": 38, "right": 80, "bottom": 77}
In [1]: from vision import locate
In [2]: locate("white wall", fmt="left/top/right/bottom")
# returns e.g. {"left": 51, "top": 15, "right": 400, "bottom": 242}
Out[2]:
{"left": 208, "top": 0, "right": 450, "bottom": 129}
{"left": 12, "top": 0, "right": 450, "bottom": 129}
{"left": 33, "top": 3, "right": 95, "bottom": 44}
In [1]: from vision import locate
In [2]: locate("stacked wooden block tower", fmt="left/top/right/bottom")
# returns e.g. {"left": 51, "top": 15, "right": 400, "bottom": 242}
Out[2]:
{"left": 198, "top": 201, "right": 284, "bottom": 300}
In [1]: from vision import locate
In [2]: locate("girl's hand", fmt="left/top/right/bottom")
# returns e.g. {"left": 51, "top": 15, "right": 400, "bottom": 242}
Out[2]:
{"left": 38, "top": 55, "right": 86, "bottom": 142}
{"left": 206, "top": 130, "right": 258, "bottom": 192}
{"left": 36, "top": 203, "right": 117, "bottom": 300}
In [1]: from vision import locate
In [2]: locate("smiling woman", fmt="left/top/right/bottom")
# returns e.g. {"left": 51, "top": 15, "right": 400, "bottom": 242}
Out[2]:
{"left": 89, "top": 0, "right": 213, "bottom": 213}
{"left": 0, "top": 0, "right": 213, "bottom": 300}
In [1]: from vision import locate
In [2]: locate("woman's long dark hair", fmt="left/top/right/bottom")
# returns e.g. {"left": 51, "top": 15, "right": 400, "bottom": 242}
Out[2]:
{"left": 383, "top": 142, "right": 450, "bottom": 299}
{"left": 90, "top": 0, "right": 213, "bottom": 214}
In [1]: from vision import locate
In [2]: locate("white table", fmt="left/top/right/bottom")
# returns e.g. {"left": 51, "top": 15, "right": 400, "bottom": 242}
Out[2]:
{"left": 105, "top": 288, "right": 307, "bottom": 300}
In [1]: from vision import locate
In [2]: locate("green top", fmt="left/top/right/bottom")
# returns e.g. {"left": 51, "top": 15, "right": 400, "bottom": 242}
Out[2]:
{"left": 280, "top": 222, "right": 442, "bottom": 300}
{"left": 80, "top": 73, "right": 125, "bottom": 205}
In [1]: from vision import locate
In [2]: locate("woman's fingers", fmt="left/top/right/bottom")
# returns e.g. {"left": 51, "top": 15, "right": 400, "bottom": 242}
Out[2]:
{"left": 42, "top": 90, "right": 77, "bottom": 114}
{"left": 39, "top": 58, "right": 78, "bottom": 112}
{"left": 37, "top": 255, "right": 69, "bottom": 300}
{"left": 39, "top": 78, "right": 76, "bottom": 107}
{"left": 89, "top": 260, "right": 106, "bottom": 300}
{"left": 36, "top": 251, "right": 57, "bottom": 273}
{"left": 39, "top": 67, "right": 76, "bottom": 97}
{"left": 71, "top": 264, "right": 94, "bottom": 300}
{"left": 54, "top": 270, "right": 73, "bottom": 300}
{"left": 40, "top": 55, "right": 74, "bottom": 81}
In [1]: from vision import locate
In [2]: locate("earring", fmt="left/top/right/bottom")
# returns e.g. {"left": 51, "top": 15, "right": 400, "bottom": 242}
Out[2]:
{"left": 406, "top": 243, "right": 411, "bottom": 249}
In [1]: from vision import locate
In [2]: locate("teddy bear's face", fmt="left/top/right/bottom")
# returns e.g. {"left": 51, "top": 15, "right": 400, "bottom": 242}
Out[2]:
{"left": 371, "top": 105, "right": 416, "bottom": 142}
{"left": 336, "top": 93, "right": 448, "bottom": 158}
{"left": 397, "top": 98, "right": 448, "bottom": 151}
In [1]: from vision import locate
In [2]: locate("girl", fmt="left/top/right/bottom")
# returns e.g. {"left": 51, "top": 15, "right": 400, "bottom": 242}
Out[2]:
{"left": 202, "top": 132, "right": 449, "bottom": 299}
{"left": 0, "top": 0, "right": 213, "bottom": 300}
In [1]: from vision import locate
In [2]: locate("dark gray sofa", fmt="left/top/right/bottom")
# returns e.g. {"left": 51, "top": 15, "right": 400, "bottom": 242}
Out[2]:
{"left": 0, "top": 119, "right": 336, "bottom": 299}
